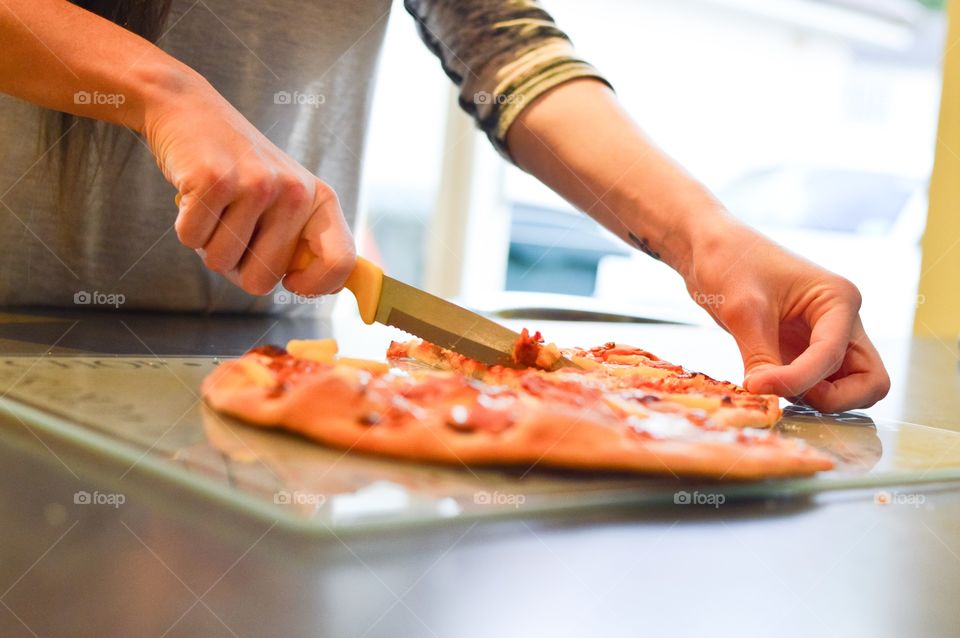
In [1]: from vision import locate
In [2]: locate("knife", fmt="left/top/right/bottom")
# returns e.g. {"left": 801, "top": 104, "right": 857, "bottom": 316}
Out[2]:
{"left": 289, "top": 241, "right": 577, "bottom": 370}
{"left": 174, "top": 194, "right": 572, "bottom": 369}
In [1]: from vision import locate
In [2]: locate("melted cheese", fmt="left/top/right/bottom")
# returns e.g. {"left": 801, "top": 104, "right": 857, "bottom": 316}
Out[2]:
{"left": 286, "top": 339, "right": 338, "bottom": 363}
{"left": 570, "top": 355, "right": 601, "bottom": 371}
{"left": 663, "top": 393, "right": 722, "bottom": 412}
{"left": 534, "top": 342, "right": 562, "bottom": 369}
{"left": 238, "top": 358, "right": 276, "bottom": 387}
{"left": 336, "top": 357, "right": 390, "bottom": 374}
{"left": 606, "top": 365, "right": 672, "bottom": 379}
{"left": 627, "top": 413, "right": 701, "bottom": 438}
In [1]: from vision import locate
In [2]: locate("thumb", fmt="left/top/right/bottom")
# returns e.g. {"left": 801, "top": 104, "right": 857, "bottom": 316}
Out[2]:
{"left": 726, "top": 311, "right": 782, "bottom": 391}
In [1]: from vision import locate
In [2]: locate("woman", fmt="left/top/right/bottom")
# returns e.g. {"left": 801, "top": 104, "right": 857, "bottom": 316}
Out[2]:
{"left": 0, "top": 0, "right": 889, "bottom": 412}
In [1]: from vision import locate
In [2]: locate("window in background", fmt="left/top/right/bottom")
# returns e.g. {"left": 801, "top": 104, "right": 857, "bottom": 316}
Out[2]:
{"left": 360, "top": 3, "right": 448, "bottom": 287}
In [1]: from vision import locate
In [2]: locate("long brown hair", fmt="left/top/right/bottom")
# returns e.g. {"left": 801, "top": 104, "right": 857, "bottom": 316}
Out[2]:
{"left": 43, "top": 1, "right": 173, "bottom": 207}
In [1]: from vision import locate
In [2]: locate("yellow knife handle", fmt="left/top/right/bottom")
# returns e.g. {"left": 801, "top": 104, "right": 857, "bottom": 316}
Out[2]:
{"left": 176, "top": 194, "right": 382, "bottom": 324}
{"left": 291, "top": 240, "right": 382, "bottom": 325}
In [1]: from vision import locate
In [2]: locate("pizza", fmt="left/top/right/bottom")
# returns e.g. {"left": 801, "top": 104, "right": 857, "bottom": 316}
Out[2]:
{"left": 388, "top": 329, "right": 782, "bottom": 429}
{"left": 201, "top": 334, "right": 835, "bottom": 479}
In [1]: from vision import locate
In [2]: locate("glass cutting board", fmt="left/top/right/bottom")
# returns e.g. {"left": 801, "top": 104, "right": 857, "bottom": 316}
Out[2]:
{"left": 0, "top": 355, "right": 958, "bottom": 537}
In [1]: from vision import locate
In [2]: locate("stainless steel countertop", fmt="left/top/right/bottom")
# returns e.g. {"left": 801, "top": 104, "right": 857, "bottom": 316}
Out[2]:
{"left": 0, "top": 308, "right": 958, "bottom": 638}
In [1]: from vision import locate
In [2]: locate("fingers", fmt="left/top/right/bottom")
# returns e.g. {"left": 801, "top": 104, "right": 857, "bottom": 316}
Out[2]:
{"left": 199, "top": 195, "right": 266, "bottom": 274}
{"left": 727, "top": 300, "right": 783, "bottom": 378}
{"left": 714, "top": 293, "right": 784, "bottom": 387}
{"left": 744, "top": 301, "right": 855, "bottom": 398}
{"left": 234, "top": 179, "right": 312, "bottom": 295}
{"left": 177, "top": 169, "right": 352, "bottom": 297}
{"left": 798, "top": 321, "right": 890, "bottom": 413}
{"left": 174, "top": 182, "right": 233, "bottom": 250}
{"left": 282, "top": 182, "right": 356, "bottom": 296}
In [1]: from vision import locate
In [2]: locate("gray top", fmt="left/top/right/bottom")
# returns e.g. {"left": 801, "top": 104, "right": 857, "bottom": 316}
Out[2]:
{"left": 0, "top": 0, "right": 606, "bottom": 313}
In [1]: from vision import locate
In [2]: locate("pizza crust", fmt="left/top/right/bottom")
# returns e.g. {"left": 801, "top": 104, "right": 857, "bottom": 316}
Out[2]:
{"left": 202, "top": 353, "right": 833, "bottom": 480}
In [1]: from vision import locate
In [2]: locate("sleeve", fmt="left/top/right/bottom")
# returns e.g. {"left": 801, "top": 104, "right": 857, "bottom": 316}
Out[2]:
{"left": 403, "top": 0, "right": 612, "bottom": 162}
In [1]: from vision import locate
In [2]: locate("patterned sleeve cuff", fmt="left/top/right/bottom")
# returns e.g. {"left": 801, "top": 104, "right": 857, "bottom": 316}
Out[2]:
{"left": 476, "top": 55, "right": 612, "bottom": 161}
{"left": 405, "top": 0, "right": 613, "bottom": 165}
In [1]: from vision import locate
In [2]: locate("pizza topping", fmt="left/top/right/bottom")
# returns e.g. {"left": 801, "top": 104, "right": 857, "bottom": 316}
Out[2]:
{"left": 286, "top": 339, "right": 338, "bottom": 363}
{"left": 385, "top": 340, "right": 410, "bottom": 362}
{"left": 662, "top": 393, "right": 723, "bottom": 412}
{"left": 337, "top": 357, "right": 390, "bottom": 375}
{"left": 512, "top": 328, "right": 563, "bottom": 370}
{"left": 237, "top": 358, "right": 278, "bottom": 387}
{"left": 449, "top": 404, "right": 469, "bottom": 424}
{"left": 512, "top": 328, "right": 543, "bottom": 367}
{"left": 626, "top": 413, "right": 702, "bottom": 439}
{"left": 249, "top": 344, "right": 287, "bottom": 357}
{"left": 389, "top": 394, "right": 428, "bottom": 422}
{"left": 520, "top": 374, "right": 602, "bottom": 406}
{"left": 444, "top": 402, "right": 514, "bottom": 434}
{"left": 605, "top": 365, "right": 673, "bottom": 380}
{"left": 358, "top": 411, "right": 382, "bottom": 426}
{"left": 569, "top": 355, "right": 601, "bottom": 371}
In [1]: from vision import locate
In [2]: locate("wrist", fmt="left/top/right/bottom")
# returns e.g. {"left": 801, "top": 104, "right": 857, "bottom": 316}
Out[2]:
{"left": 679, "top": 209, "right": 754, "bottom": 282}
{"left": 619, "top": 184, "right": 729, "bottom": 279}
{"left": 129, "top": 61, "right": 211, "bottom": 135}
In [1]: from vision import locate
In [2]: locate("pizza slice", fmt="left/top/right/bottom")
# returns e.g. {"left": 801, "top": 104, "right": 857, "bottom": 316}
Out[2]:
{"left": 202, "top": 339, "right": 834, "bottom": 479}
{"left": 387, "top": 338, "right": 780, "bottom": 429}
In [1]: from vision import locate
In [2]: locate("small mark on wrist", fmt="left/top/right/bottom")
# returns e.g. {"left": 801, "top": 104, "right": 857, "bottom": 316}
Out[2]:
{"left": 628, "top": 232, "right": 661, "bottom": 260}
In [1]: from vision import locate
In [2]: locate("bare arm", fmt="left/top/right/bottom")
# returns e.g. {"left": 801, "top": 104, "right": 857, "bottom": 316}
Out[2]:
{"left": 507, "top": 79, "right": 890, "bottom": 412}
{"left": 0, "top": 0, "right": 185, "bottom": 137}
{"left": 0, "top": 0, "right": 353, "bottom": 296}
{"left": 507, "top": 79, "right": 709, "bottom": 275}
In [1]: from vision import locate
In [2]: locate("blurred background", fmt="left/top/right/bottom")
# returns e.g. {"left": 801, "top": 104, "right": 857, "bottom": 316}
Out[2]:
{"left": 357, "top": 0, "right": 946, "bottom": 339}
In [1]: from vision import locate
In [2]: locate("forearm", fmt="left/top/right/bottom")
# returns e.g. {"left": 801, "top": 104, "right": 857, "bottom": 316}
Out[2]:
{"left": 506, "top": 78, "right": 731, "bottom": 278}
{"left": 0, "top": 0, "right": 202, "bottom": 133}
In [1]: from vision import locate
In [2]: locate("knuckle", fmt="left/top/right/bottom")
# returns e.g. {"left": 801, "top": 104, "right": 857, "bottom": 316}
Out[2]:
{"left": 313, "top": 180, "right": 338, "bottom": 207}
{"left": 174, "top": 216, "right": 201, "bottom": 248}
{"left": 187, "top": 166, "right": 218, "bottom": 190}
{"left": 279, "top": 176, "right": 310, "bottom": 211}
{"left": 240, "top": 172, "right": 275, "bottom": 207}
{"left": 834, "top": 277, "right": 862, "bottom": 309}
{"left": 200, "top": 167, "right": 237, "bottom": 200}
{"left": 872, "top": 371, "right": 891, "bottom": 404}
